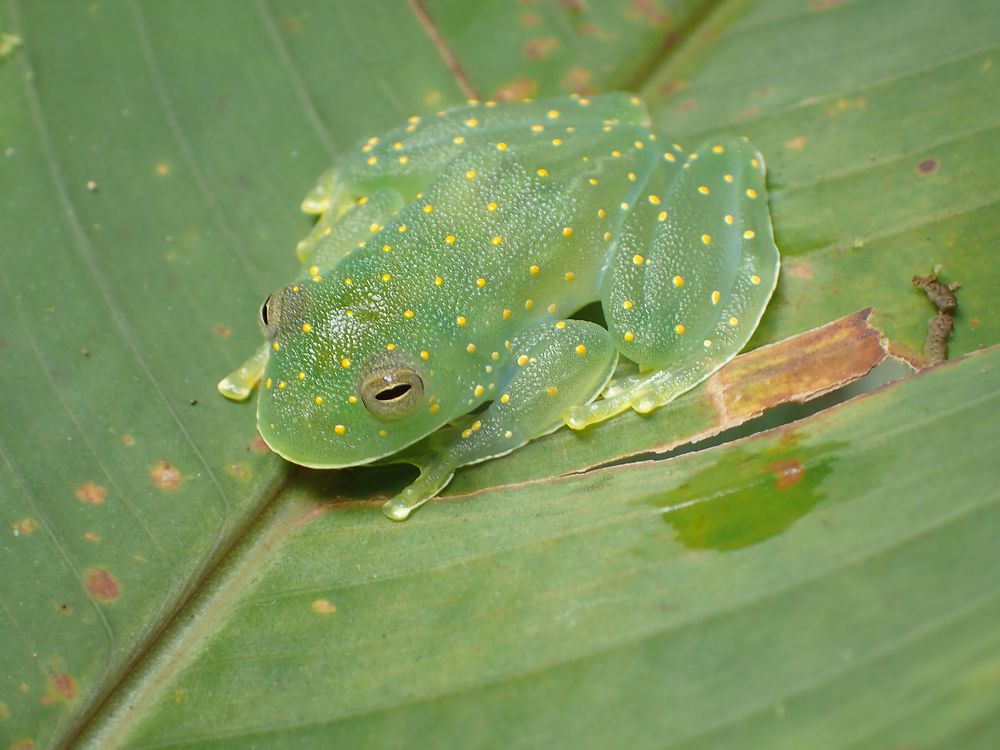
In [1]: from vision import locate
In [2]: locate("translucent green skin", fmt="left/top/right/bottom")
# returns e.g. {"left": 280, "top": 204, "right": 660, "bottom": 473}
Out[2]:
{"left": 221, "top": 93, "right": 780, "bottom": 520}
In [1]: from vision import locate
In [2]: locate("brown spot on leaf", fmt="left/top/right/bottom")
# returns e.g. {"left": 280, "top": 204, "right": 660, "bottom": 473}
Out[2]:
{"left": 312, "top": 599, "right": 337, "bottom": 614}
{"left": 524, "top": 37, "right": 560, "bottom": 61}
{"left": 562, "top": 67, "right": 593, "bottom": 92}
{"left": 765, "top": 459, "right": 805, "bottom": 490}
{"left": 629, "top": 0, "right": 672, "bottom": 27}
{"left": 251, "top": 434, "right": 271, "bottom": 453}
{"left": 212, "top": 325, "right": 232, "bottom": 338}
{"left": 40, "top": 671, "right": 77, "bottom": 705}
{"left": 54, "top": 601, "right": 73, "bottom": 616}
{"left": 519, "top": 10, "right": 542, "bottom": 27}
{"left": 675, "top": 99, "right": 698, "bottom": 113}
{"left": 917, "top": 158, "right": 938, "bottom": 174}
{"left": 149, "top": 460, "right": 182, "bottom": 490}
{"left": 83, "top": 531, "right": 100, "bottom": 543}
{"left": 120, "top": 434, "right": 135, "bottom": 446}
{"left": 785, "top": 135, "right": 808, "bottom": 151}
{"left": 226, "top": 462, "right": 252, "bottom": 481}
{"left": 85, "top": 568, "right": 120, "bottom": 601}
{"left": 786, "top": 259, "right": 814, "bottom": 279}
{"left": 493, "top": 76, "right": 539, "bottom": 102}
{"left": 0, "top": 701, "right": 8, "bottom": 717}
{"left": 75, "top": 481, "right": 107, "bottom": 505}
{"left": 810, "top": 0, "right": 845, "bottom": 9}
{"left": 9, "top": 740, "right": 35, "bottom": 750}
{"left": 11, "top": 517, "right": 37, "bottom": 536}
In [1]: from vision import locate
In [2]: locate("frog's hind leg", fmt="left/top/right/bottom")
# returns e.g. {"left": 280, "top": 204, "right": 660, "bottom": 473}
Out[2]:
{"left": 383, "top": 320, "right": 618, "bottom": 520}
{"left": 567, "top": 137, "right": 779, "bottom": 429}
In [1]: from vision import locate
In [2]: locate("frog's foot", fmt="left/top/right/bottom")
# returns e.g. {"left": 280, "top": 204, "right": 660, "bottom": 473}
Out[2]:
{"left": 217, "top": 343, "right": 269, "bottom": 401}
{"left": 564, "top": 366, "right": 714, "bottom": 429}
{"left": 300, "top": 168, "right": 338, "bottom": 215}
{"left": 382, "top": 464, "right": 456, "bottom": 521}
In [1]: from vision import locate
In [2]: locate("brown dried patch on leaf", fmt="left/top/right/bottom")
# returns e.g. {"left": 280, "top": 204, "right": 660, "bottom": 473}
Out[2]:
{"left": 84, "top": 567, "right": 120, "bottom": 602}
{"left": 9, "top": 739, "right": 35, "bottom": 750}
{"left": 311, "top": 599, "right": 337, "bottom": 614}
{"left": 75, "top": 481, "right": 107, "bottom": 505}
{"left": 810, "top": 0, "right": 845, "bottom": 10}
{"left": 149, "top": 460, "right": 182, "bottom": 490}
{"left": 708, "top": 309, "right": 886, "bottom": 424}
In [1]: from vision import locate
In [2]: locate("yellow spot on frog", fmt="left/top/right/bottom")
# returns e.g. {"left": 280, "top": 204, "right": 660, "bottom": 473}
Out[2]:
{"left": 301, "top": 322, "right": 312, "bottom": 333}
{"left": 465, "top": 170, "right": 477, "bottom": 180}
{"left": 314, "top": 396, "right": 323, "bottom": 405}
{"left": 517, "top": 354, "right": 529, "bottom": 366}
{"left": 675, "top": 324, "right": 686, "bottom": 334}
{"left": 564, "top": 272, "right": 575, "bottom": 282}
{"left": 477, "top": 277, "right": 487, "bottom": 288}
{"left": 334, "top": 425, "right": 346, "bottom": 436}
{"left": 423, "top": 204, "right": 433, "bottom": 214}
{"left": 546, "top": 386, "right": 559, "bottom": 396}
{"left": 474, "top": 385, "right": 485, "bottom": 397}
{"left": 530, "top": 265, "right": 540, "bottom": 276}
{"left": 562, "top": 227, "right": 573, "bottom": 238}
{"left": 420, "top": 351, "right": 429, "bottom": 360}
{"left": 537, "top": 168, "right": 549, "bottom": 177}
{"left": 467, "top": 343, "right": 477, "bottom": 354}
{"left": 702, "top": 234, "right": 712, "bottom": 245}
{"left": 624, "top": 331, "right": 635, "bottom": 342}
{"left": 673, "top": 275, "right": 684, "bottom": 287}
{"left": 743, "top": 230, "right": 756, "bottom": 239}
{"left": 457, "top": 315, "right": 467, "bottom": 327}
{"left": 746, "top": 188, "right": 758, "bottom": 198}
{"left": 698, "top": 185, "right": 710, "bottom": 195}
{"left": 575, "top": 344, "right": 587, "bottom": 356}
{"left": 632, "top": 254, "right": 644, "bottom": 265}
{"left": 404, "top": 309, "right": 415, "bottom": 319}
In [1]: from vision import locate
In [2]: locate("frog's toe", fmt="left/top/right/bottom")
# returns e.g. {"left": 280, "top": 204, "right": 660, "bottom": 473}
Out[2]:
{"left": 300, "top": 168, "right": 338, "bottom": 215}
{"left": 382, "top": 498, "right": 414, "bottom": 522}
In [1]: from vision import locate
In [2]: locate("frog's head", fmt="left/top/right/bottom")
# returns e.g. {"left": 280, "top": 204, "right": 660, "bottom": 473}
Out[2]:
{"left": 254, "top": 282, "right": 448, "bottom": 468}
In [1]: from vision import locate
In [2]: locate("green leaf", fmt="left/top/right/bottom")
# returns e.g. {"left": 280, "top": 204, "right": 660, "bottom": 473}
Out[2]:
{"left": 1, "top": 1, "right": 997, "bottom": 748}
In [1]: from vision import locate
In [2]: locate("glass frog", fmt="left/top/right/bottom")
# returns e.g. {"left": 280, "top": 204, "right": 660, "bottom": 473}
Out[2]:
{"left": 219, "top": 93, "right": 780, "bottom": 521}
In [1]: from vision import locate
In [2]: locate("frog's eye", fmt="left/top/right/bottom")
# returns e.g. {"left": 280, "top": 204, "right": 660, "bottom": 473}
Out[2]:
{"left": 360, "top": 367, "right": 424, "bottom": 420}
{"left": 258, "top": 293, "right": 280, "bottom": 340}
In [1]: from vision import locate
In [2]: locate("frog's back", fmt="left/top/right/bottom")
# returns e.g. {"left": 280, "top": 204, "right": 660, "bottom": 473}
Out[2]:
{"left": 319, "top": 94, "right": 664, "bottom": 353}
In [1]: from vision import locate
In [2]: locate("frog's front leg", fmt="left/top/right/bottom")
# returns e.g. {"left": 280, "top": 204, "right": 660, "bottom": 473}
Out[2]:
{"left": 383, "top": 320, "right": 618, "bottom": 521}
{"left": 568, "top": 136, "right": 780, "bottom": 429}
{"left": 217, "top": 343, "right": 269, "bottom": 401}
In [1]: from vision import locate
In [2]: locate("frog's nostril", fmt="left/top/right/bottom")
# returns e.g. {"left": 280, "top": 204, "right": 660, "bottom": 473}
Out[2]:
{"left": 376, "top": 383, "right": 412, "bottom": 401}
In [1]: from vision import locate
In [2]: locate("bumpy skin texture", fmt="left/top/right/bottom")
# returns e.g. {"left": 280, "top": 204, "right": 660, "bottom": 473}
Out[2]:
{"left": 219, "top": 93, "right": 780, "bottom": 520}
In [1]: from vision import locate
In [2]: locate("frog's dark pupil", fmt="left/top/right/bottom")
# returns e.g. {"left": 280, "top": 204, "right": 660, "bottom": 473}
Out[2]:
{"left": 260, "top": 297, "right": 271, "bottom": 326}
{"left": 376, "top": 383, "right": 411, "bottom": 401}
